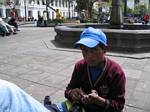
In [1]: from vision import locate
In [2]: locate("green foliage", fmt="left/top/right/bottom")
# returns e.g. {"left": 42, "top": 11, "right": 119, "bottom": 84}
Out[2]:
{"left": 47, "top": 19, "right": 64, "bottom": 25}
{"left": 0, "top": 2, "right": 2, "bottom": 5}
{"left": 75, "top": 0, "right": 87, "bottom": 12}
{"left": 84, "top": 18, "right": 98, "bottom": 23}
{"left": 127, "top": 8, "right": 134, "bottom": 14}
{"left": 134, "top": 4, "right": 147, "bottom": 16}
{"left": 147, "top": 5, "right": 150, "bottom": 14}
{"left": 37, "top": 19, "right": 64, "bottom": 27}
{"left": 0, "top": 0, "right": 4, "bottom": 5}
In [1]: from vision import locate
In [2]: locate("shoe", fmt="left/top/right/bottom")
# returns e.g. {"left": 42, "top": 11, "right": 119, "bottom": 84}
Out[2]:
{"left": 13, "top": 32, "right": 17, "bottom": 35}
{"left": 44, "top": 96, "right": 52, "bottom": 106}
{"left": 6, "top": 33, "right": 11, "bottom": 36}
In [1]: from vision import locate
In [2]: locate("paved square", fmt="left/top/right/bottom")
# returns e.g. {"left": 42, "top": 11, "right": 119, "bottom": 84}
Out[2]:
{"left": 0, "top": 26, "right": 150, "bottom": 112}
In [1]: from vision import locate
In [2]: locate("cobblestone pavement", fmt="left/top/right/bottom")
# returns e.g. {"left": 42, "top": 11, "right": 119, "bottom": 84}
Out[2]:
{"left": 0, "top": 26, "right": 150, "bottom": 112}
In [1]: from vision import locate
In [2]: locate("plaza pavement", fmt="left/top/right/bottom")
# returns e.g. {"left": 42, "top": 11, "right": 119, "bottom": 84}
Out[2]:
{"left": 0, "top": 24, "right": 150, "bottom": 112}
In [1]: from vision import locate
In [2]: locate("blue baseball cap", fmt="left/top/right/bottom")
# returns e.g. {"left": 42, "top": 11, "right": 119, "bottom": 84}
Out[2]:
{"left": 75, "top": 27, "right": 107, "bottom": 48}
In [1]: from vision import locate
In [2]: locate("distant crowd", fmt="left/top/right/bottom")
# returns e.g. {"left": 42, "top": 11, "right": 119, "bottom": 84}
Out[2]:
{"left": 125, "top": 13, "right": 150, "bottom": 24}
{"left": 143, "top": 14, "right": 150, "bottom": 24}
{"left": 0, "top": 8, "right": 20, "bottom": 37}
{"left": 99, "top": 13, "right": 150, "bottom": 25}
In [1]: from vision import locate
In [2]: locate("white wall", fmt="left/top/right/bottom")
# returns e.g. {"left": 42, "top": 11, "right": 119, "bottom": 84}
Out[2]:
{"left": 127, "top": 0, "right": 149, "bottom": 9}
{"left": 127, "top": 0, "right": 135, "bottom": 9}
{"left": 0, "top": 0, "right": 77, "bottom": 20}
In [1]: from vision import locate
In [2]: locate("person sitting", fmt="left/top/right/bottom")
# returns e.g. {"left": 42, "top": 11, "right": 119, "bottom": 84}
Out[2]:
{"left": 64, "top": 27, "right": 126, "bottom": 112}
{"left": 8, "top": 17, "right": 19, "bottom": 31}
{"left": 100, "top": 13, "right": 108, "bottom": 23}
{"left": 0, "top": 18, "right": 11, "bottom": 36}
{"left": 0, "top": 17, "right": 17, "bottom": 36}
{"left": 6, "top": 22, "right": 17, "bottom": 34}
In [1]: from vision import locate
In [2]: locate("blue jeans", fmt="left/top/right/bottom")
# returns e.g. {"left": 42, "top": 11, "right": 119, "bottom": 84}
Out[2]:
{"left": 56, "top": 102, "right": 67, "bottom": 112}
{"left": 0, "top": 79, "right": 50, "bottom": 112}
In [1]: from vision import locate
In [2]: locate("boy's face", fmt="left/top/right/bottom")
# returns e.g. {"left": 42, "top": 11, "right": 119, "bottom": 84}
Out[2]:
{"left": 80, "top": 45, "right": 105, "bottom": 67}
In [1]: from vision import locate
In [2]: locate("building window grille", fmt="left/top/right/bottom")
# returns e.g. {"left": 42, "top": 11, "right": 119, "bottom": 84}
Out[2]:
{"left": 59, "top": 0, "right": 61, "bottom": 7}
{"left": 42, "top": 0, "right": 45, "bottom": 5}
{"left": 55, "top": 0, "right": 58, "bottom": 7}
{"left": 62, "top": 0, "right": 64, "bottom": 7}
{"left": 37, "top": 0, "right": 40, "bottom": 5}
{"left": 66, "top": 0, "right": 68, "bottom": 7}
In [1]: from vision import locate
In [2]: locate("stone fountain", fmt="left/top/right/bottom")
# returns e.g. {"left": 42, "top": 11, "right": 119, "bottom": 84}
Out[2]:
{"left": 54, "top": 0, "right": 150, "bottom": 53}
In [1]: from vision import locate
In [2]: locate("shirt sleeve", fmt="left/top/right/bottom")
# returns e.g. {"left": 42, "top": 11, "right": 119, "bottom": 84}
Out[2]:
{"left": 65, "top": 63, "right": 82, "bottom": 100}
{"left": 105, "top": 68, "right": 126, "bottom": 112}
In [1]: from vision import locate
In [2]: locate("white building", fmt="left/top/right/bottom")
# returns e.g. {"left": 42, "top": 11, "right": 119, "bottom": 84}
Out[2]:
{"left": 127, "top": 0, "right": 150, "bottom": 9}
{"left": 0, "top": 0, "right": 77, "bottom": 20}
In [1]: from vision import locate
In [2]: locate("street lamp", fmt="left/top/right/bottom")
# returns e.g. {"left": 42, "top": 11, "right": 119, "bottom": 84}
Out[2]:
{"left": 24, "top": 0, "right": 27, "bottom": 21}
{"left": 124, "top": 0, "right": 127, "bottom": 17}
{"left": 68, "top": 0, "right": 71, "bottom": 19}
{"left": 71, "top": 3, "right": 74, "bottom": 17}
{"left": 46, "top": 0, "right": 49, "bottom": 19}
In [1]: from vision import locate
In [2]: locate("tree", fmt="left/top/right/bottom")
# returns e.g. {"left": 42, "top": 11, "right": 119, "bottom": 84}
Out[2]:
{"left": 6, "top": 0, "right": 16, "bottom": 9}
{"left": 75, "top": 0, "right": 96, "bottom": 18}
{"left": 134, "top": 4, "right": 147, "bottom": 16}
{"left": 0, "top": 0, "right": 5, "bottom": 5}
{"left": 134, "top": 0, "right": 139, "bottom": 4}
{"left": 76, "top": 0, "right": 110, "bottom": 19}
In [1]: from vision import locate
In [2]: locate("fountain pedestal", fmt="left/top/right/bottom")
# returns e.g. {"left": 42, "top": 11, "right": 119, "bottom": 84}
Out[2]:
{"left": 110, "top": 0, "right": 123, "bottom": 29}
{"left": 54, "top": 24, "right": 150, "bottom": 53}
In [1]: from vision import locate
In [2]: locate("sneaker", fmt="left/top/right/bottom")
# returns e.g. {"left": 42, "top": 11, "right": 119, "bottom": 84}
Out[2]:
{"left": 44, "top": 96, "right": 52, "bottom": 106}
{"left": 13, "top": 32, "right": 17, "bottom": 35}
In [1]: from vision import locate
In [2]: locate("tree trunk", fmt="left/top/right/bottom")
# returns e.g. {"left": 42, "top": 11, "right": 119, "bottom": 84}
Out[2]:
{"left": 88, "top": 7, "right": 92, "bottom": 19}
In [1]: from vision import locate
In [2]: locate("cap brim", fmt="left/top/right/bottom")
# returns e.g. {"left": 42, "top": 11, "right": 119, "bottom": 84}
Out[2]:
{"left": 75, "top": 38, "right": 99, "bottom": 48}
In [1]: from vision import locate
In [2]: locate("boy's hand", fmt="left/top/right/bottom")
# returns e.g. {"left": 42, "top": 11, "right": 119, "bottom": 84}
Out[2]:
{"left": 70, "top": 88, "right": 85, "bottom": 102}
{"left": 81, "top": 90, "right": 106, "bottom": 106}
{"left": 81, "top": 90, "right": 99, "bottom": 104}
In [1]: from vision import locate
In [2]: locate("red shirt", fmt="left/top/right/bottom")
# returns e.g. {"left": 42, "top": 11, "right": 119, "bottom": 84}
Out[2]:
{"left": 65, "top": 57, "right": 126, "bottom": 112}
{"left": 10, "top": 10, "right": 16, "bottom": 19}
{"left": 144, "top": 15, "right": 149, "bottom": 21}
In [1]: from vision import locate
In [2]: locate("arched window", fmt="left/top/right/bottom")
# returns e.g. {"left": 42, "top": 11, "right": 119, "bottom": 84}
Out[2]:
{"left": 52, "top": 11, "right": 54, "bottom": 19}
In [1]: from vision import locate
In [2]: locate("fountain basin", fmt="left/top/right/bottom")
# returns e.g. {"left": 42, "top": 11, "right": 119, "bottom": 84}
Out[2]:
{"left": 54, "top": 24, "right": 150, "bottom": 53}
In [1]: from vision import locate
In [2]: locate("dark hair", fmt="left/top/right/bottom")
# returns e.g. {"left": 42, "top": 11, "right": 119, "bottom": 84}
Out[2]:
{"left": 98, "top": 43, "right": 107, "bottom": 53}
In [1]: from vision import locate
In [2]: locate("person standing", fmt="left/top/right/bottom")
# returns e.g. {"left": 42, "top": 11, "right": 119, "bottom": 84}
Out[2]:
{"left": 10, "top": 8, "right": 16, "bottom": 19}
{"left": 8, "top": 8, "right": 19, "bottom": 31}
{"left": 43, "top": 11, "right": 48, "bottom": 27}
{"left": 143, "top": 14, "right": 149, "bottom": 24}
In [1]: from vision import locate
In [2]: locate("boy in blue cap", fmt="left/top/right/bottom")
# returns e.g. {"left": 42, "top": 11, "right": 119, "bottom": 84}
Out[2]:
{"left": 64, "top": 27, "right": 126, "bottom": 112}
{"left": 0, "top": 27, "right": 125, "bottom": 112}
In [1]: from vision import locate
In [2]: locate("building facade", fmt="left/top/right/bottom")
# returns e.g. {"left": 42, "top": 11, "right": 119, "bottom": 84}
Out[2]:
{"left": 0, "top": 0, "right": 77, "bottom": 20}
{"left": 127, "top": 0, "right": 150, "bottom": 9}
